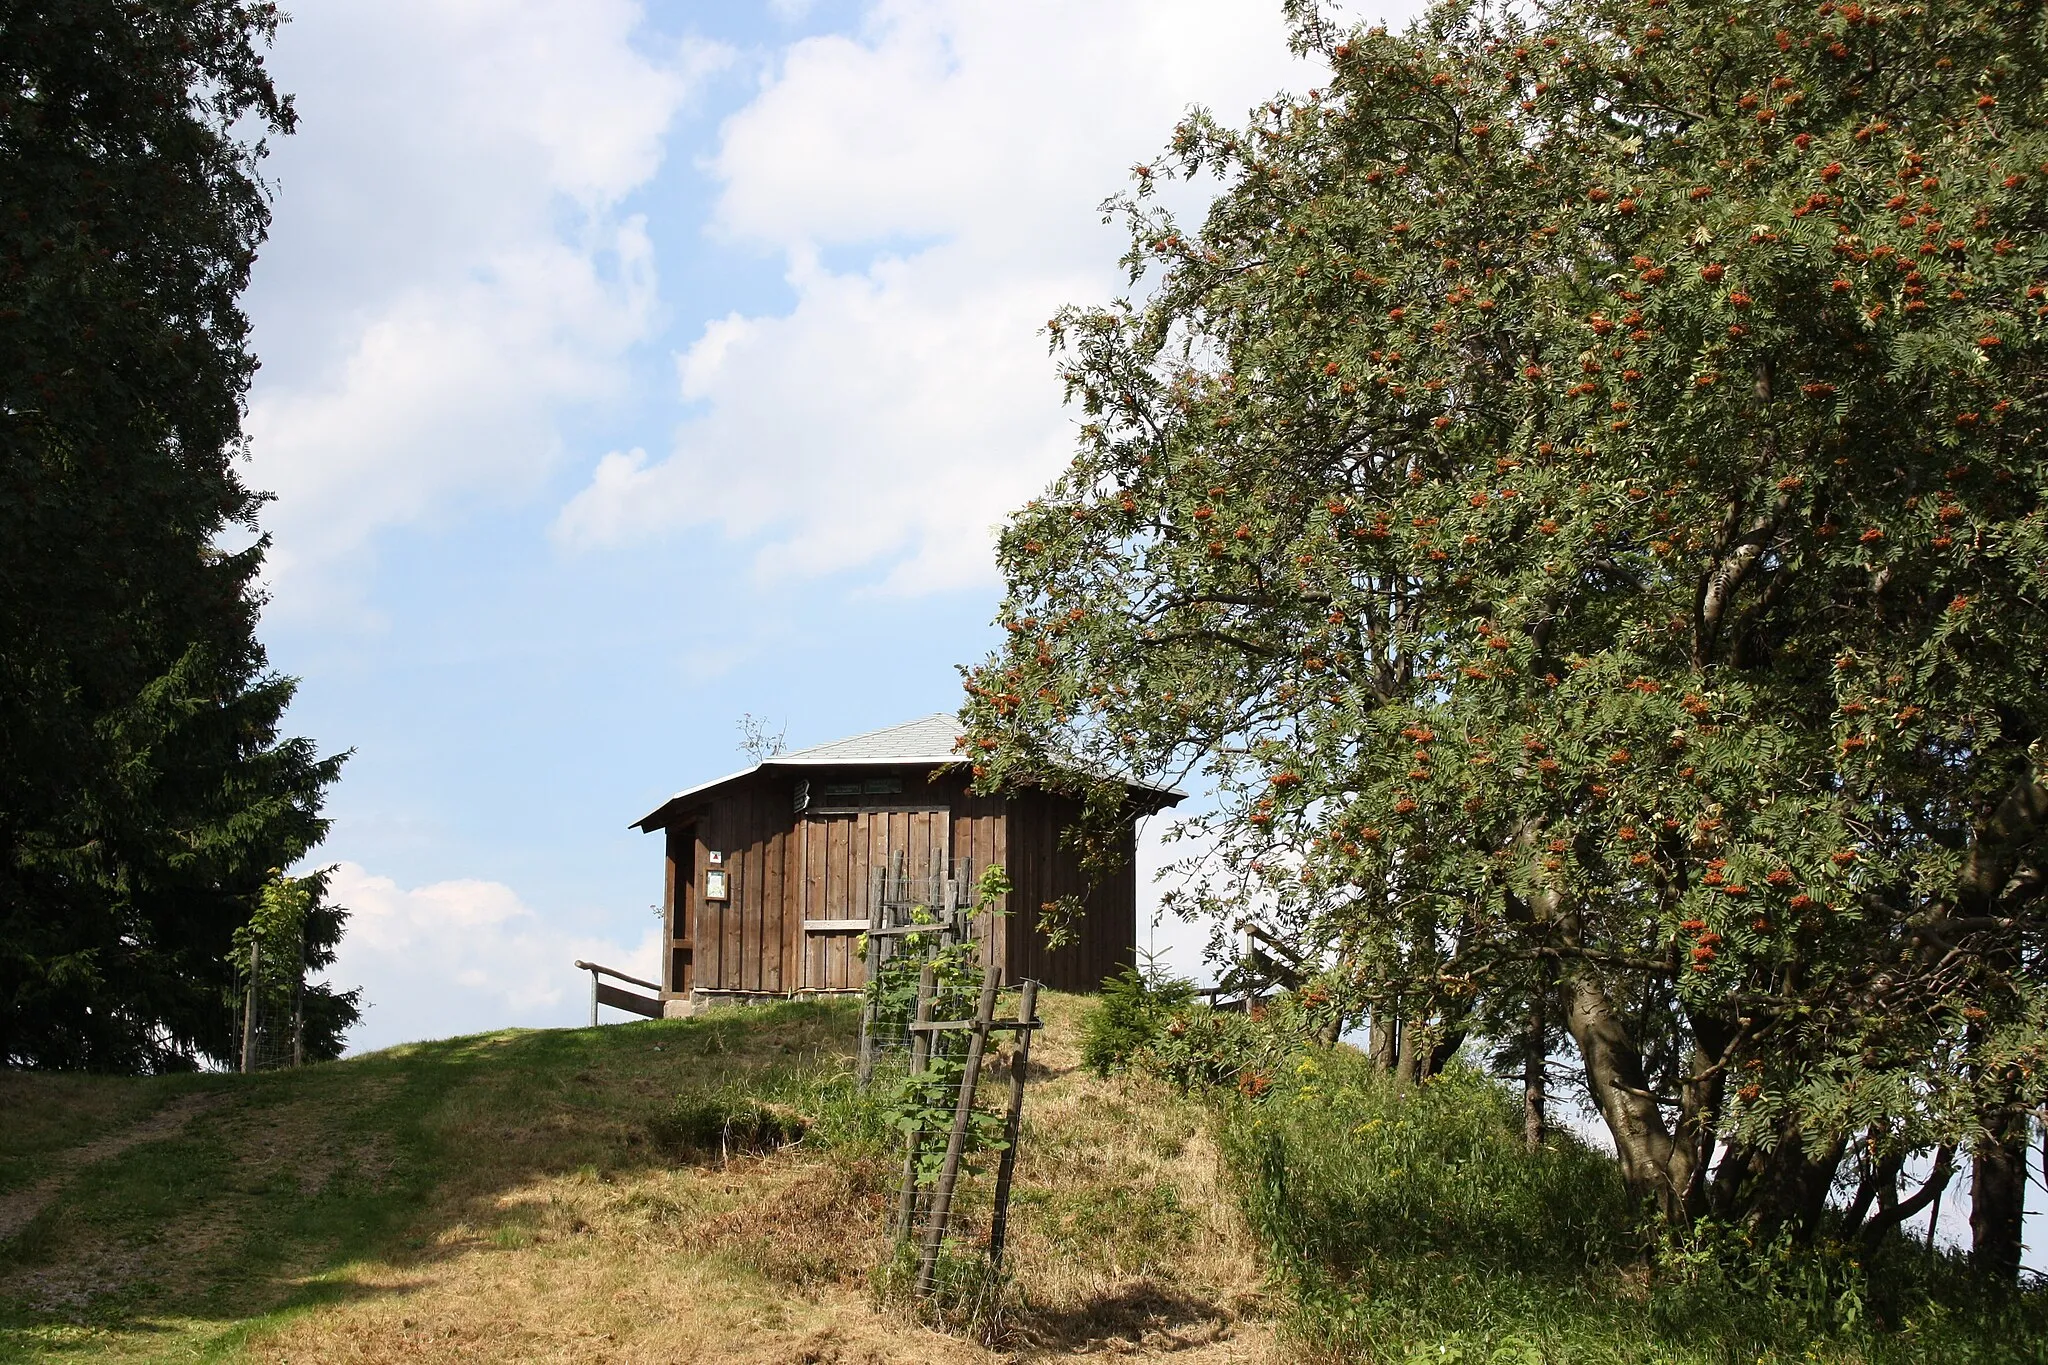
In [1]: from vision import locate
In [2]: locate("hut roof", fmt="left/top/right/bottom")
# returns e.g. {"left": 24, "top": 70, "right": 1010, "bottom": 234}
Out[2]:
{"left": 776, "top": 712, "right": 969, "bottom": 766}
{"left": 633, "top": 713, "right": 1182, "bottom": 830}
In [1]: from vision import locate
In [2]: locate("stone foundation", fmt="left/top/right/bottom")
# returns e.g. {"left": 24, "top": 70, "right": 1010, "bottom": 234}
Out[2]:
{"left": 663, "top": 990, "right": 848, "bottom": 1019}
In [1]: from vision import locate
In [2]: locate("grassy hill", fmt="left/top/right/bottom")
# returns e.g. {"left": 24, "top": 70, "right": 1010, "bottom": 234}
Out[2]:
{"left": 7, "top": 994, "right": 2044, "bottom": 1364}
{"left": 0, "top": 996, "right": 1269, "bottom": 1363}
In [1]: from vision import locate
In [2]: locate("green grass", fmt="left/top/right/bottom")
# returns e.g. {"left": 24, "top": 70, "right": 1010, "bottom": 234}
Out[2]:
{"left": 1213, "top": 1047, "right": 2048, "bottom": 1364}
{"left": 0, "top": 1074, "right": 189, "bottom": 1202}
{"left": 0, "top": 1001, "right": 870, "bottom": 1362}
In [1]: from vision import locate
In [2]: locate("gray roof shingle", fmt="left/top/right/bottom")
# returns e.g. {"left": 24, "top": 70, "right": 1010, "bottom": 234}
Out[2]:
{"left": 633, "top": 712, "right": 1181, "bottom": 829}
{"left": 774, "top": 713, "right": 967, "bottom": 765}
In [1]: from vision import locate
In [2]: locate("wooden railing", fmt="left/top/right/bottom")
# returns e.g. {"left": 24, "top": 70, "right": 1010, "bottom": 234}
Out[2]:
{"left": 574, "top": 960, "right": 662, "bottom": 1024}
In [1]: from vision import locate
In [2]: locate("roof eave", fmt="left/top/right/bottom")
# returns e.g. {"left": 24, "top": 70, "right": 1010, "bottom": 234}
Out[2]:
{"left": 632, "top": 754, "right": 1187, "bottom": 830}
{"left": 630, "top": 762, "right": 760, "bottom": 831}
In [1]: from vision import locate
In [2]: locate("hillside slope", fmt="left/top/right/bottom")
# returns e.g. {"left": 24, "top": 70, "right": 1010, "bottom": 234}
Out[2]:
{"left": 0, "top": 995, "right": 1273, "bottom": 1363}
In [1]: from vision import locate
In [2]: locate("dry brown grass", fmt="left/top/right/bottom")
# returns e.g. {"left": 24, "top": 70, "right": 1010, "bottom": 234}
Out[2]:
{"left": 247, "top": 994, "right": 1272, "bottom": 1363}
{"left": 1, "top": 995, "right": 1276, "bottom": 1363}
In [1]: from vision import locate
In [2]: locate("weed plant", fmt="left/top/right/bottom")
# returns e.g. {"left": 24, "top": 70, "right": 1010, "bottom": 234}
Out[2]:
{"left": 649, "top": 1091, "right": 808, "bottom": 1159}
{"left": 870, "top": 1234, "right": 1012, "bottom": 1345}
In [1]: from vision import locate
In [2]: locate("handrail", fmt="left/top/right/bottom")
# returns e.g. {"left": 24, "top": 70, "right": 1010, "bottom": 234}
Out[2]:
{"left": 574, "top": 960, "right": 661, "bottom": 993}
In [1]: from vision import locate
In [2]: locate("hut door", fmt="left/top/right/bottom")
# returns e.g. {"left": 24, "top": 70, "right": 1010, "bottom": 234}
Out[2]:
{"left": 668, "top": 826, "right": 696, "bottom": 996}
{"left": 798, "top": 805, "right": 951, "bottom": 992}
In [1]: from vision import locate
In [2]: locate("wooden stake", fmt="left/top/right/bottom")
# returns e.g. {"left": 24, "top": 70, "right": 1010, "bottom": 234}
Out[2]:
{"left": 986, "top": 978, "right": 1038, "bottom": 1268}
{"left": 240, "top": 940, "right": 260, "bottom": 1074}
{"left": 916, "top": 961, "right": 1000, "bottom": 1295}
{"left": 894, "top": 960, "right": 938, "bottom": 1241}
{"left": 858, "top": 866, "right": 886, "bottom": 1088}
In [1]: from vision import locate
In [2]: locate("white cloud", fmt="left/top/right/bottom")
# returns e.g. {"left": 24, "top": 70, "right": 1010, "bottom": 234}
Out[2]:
{"left": 244, "top": 0, "right": 726, "bottom": 618}
{"left": 554, "top": 245, "right": 1075, "bottom": 590}
{"left": 323, "top": 861, "right": 663, "bottom": 1053}
{"left": 554, "top": 0, "right": 1367, "bottom": 592}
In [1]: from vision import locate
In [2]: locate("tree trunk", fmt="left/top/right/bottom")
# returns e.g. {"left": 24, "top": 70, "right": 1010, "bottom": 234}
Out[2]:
{"left": 1423, "top": 992, "right": 1474, "bottom": 1080}
{"left": 1674, "top": 1013, "right": 1734, "bottom": 1220}
{"left": 1424, "top": 1023, "right": 1466, "bottom": 1079}
{"left": 1559, "top": 965, "right": 1686, "bottom": 1218}
{"left": 1971, "top": 1112, "right": 2027, "bottom": 1286}
{"left": 1394, "top": 1010, "right": 1420, "bottom": 1086}
{"left": 1950, "top": 764, "right": 2045, "bottom": 1283}
{"left": 1368, "top": 1003, "right": 1399, "bottom": 1074}
{"left": 1523, "top": 992, "right": 1546, "bottom": 1150}
{"left": 240, "top": 939, "right": 259, "bottom": 1075}
{"left": 290, "top": 964, "right": 304, "bottom": 1069}
{"left": 1708, "top": 1137, "right": 1759, "bottom": 1220}
{"left": 1842, "top": 1133, "right": 1906, "bottom": 1238}
{"left": 1859, "top": 1145, "right": 1954, "bottom": 1252}
{"left": 1794, "top": 1132, "right": 1848, "bottom": 1241}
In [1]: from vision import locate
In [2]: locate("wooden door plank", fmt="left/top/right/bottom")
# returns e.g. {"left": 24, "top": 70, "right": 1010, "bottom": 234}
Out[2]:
{"left": 793, "top": 816, "right": 806, "bottom": 993}
{"left": 842, "top": 811, "right": 864, "bottom": 990}
{"left": 663, "top": 828, "right": 679, "bottom": 994}
{"left": 765, "top": 824, "right": 785, "bottom": 993}
{"left": 735, "top": 788, "right": 752, "bottom": 994}
{"left": 750, "top": 795, "right": 765, "bottom": 992}
{"left": 742, "top": 789, "right": 762, "bottom": 994}
{"left": 1036, "top": 794, "right": 1055, "bottom": 985}
{"left": 841, "top": 812, "right": 861, "bottom": 993}
{"left": 695, "top": 825, "right": 714, "bottom": 992}
{"left": 908, "top": 808, "right": 931, "bottom": 889}
{"left": 818, "top": 815, "right": 840, "bottom": 988}
{"left": 728, "top": 803, "right": 745, "bottom": 992}
{"left": 786, "top": 818, "right": 804, "bottom": 991}
{"left": 805, "top": 817, "right": 826, "bottom": 992}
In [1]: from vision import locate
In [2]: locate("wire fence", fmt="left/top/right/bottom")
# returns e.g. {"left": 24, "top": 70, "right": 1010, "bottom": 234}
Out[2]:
{"left": 858, "top": 856, "right": 975, "bottom": 1080}
{"left": 227, "top": 930, "right": 309, "bottom": 1072}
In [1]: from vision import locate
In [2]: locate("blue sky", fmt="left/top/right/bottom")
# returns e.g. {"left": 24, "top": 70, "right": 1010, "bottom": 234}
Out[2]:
{"left": 242, "top": 0, "right": 1354, "bottom": 1051}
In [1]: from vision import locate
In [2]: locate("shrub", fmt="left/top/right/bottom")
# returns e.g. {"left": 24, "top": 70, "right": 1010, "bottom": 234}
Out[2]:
{"left": 1223, "top": 1051, "right": 1633, "bottom": 1284}
{"left": 1212, "top": 1048, "right": 2048, "bottom": 1362}
{"left": 1143, "top": 1001, "right": 1269, "bottom": 1092}
{"left": 1078, "top": 967, "right": 1195, "bottom": 1076}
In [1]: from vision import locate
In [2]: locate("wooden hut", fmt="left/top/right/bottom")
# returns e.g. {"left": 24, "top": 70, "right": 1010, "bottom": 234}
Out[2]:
{"left": 633, "top": 714, "right": 1180, "bottom": 1014}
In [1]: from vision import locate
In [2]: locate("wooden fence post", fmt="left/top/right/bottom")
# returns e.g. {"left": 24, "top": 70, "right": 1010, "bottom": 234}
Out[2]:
{"left": 858, "top": 866, "right": 886, "bottom": 1088}
{"left": 986, "top": 978, "right": 1038, "bottom": 1269}
{"left": 240, "top": 939, "right": 260, "bottom": 1074}
{"left": 893, "top": 960, "right": 938, "bottom": 1241}
{"left": 916, "top": 961, "right": 1001, "bottom": 1296}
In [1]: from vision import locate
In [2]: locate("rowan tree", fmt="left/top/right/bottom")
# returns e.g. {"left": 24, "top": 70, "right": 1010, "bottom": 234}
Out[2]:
{"left": 962, "top": 0, "right": 2048, "bottom": 1277}
{"left": 1, "top": 1, "right": 352, "bottom": 1070}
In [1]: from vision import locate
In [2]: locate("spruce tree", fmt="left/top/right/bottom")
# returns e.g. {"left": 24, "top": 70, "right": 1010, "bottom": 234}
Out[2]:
{"left": 1, "top": 1, "right": 352, "bottom": 1070}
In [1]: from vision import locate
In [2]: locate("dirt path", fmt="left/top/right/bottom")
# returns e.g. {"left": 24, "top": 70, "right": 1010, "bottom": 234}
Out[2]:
{"left": 0, "top": 1091, "right": 220, "bottom": 1244}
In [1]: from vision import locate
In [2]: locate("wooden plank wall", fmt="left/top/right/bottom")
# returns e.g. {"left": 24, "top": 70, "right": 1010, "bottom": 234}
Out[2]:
{"left": 803, "top": 810, "right": 861, "bottom": 992}
{"left": 684, "top": 773, "right": 801, "bottom": 998}
{"left": 800, "top": 802, "right": 954, "bottom": 992}
{"left": 941, "top": 772, "right": 1010, "bottom": 971}
{"left": 1001, "top": 791, "right": 1139, "bottom": 992}
{"left": 657, "top": 767, "right": 1141, "bottom": 999}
